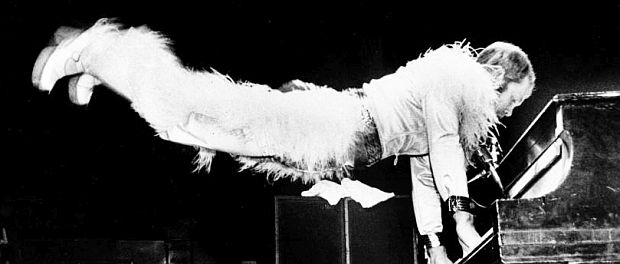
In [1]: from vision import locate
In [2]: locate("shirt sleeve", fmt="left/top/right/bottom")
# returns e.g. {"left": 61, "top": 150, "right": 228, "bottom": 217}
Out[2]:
{"left": 423, "top": 91, "right": 469, "bottom": 200}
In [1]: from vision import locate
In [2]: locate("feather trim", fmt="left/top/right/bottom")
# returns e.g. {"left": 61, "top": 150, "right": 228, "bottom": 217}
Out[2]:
{"left": 236, "top": 156, "right": 346, "bottom": 183}
{"left": 408, "top": 42, "right": 501, "bottom": 159}
{"left": 193, "top": 147, "right": 217, "bottom": 172}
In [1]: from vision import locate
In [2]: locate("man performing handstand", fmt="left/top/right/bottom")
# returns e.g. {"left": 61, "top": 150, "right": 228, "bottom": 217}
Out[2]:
{"left": 32, "top": 19, "right": 535, "bottom": 264}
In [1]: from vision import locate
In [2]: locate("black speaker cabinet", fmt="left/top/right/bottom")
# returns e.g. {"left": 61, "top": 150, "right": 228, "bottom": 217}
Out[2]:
{"left": 275, "top": 195, "right": 421, "bottom": 264}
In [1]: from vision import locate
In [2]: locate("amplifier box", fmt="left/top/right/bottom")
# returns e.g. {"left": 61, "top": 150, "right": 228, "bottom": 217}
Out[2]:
{"left": 275, "top": 195, "right": 422, "bottom": 264}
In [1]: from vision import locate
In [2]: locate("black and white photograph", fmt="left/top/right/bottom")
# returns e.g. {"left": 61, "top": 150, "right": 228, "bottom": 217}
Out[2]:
{"left": 4, "top": 1, "right": 620, "bottom": 263}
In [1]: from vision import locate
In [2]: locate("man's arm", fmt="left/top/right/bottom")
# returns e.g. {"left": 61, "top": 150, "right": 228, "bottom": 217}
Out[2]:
{"left": 423, "top": 90, "right": 482, "bottom": 256}
{"left": 423, "top": 91, "right": 468, "bottom": 200}
{"left": 410, "top": 156, "right": 453, "bottom": 264}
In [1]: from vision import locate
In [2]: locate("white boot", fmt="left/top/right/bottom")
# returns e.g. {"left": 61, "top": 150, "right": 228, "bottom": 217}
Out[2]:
{"left": 32, "top": 19, "right": 117, "bottom": 95}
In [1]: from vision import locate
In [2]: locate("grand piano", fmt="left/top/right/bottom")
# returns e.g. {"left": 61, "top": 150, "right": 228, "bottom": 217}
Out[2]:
{"left": 461, "top": 91, "right": 620, "bottom": 263}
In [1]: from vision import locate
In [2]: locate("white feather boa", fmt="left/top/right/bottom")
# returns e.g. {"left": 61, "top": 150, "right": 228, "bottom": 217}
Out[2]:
{"left": 73, "top": 20, "right": 500, "bottom": 183}
{"left": 412, "top": 42, "right": 501, "bottom": 159}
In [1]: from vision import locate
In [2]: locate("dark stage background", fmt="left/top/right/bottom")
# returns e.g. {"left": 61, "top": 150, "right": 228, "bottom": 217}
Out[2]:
{"left": 3, "top": 1, "right": 619, "bottom": 263}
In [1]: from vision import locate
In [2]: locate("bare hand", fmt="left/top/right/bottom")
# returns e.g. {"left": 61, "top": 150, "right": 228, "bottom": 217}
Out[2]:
{"left": 427, "top": 245, "right": 453, "bottom": 264}
{"left": 453, "top": 211, "right": 482, "bottom": 256}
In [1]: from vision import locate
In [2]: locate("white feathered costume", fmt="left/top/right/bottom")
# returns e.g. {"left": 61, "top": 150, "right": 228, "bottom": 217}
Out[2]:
{"left": 32, "top": 19, "right": 501, "bottom": 184}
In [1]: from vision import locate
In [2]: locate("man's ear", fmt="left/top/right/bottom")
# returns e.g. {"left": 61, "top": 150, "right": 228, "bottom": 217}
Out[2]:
{"left": 483, "top": 64, "right": 505, "bottom": 88}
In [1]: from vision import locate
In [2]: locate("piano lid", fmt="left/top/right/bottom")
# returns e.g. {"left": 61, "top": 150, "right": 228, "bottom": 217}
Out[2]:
{"left": 497, "top": 91, "right": 620, "bottom": 198}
